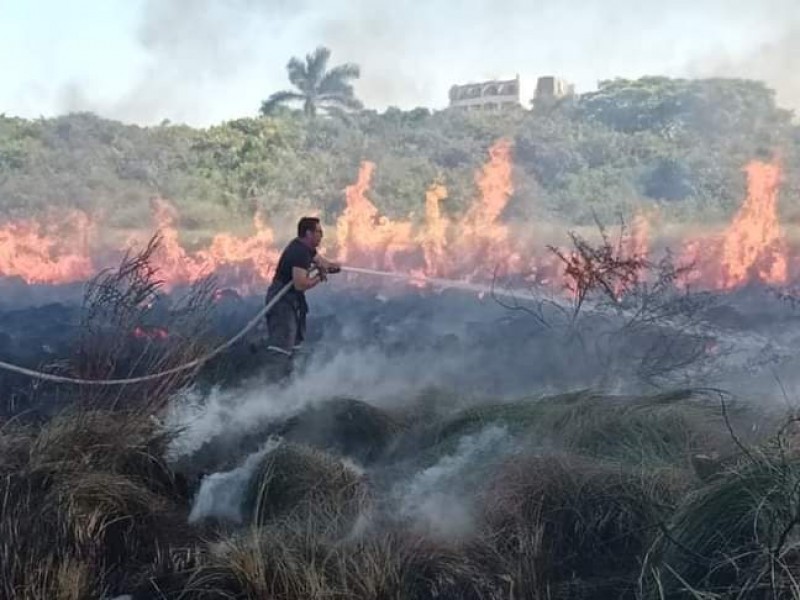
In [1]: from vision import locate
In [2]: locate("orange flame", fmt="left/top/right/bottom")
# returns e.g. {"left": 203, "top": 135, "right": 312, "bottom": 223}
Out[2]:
{"left": 419, "top": 182, "right": 450, "bottom": 275}
{"left": 680, "top": 160, "right": 787, "bottom": 290}
{"left": 0, "top": 145, "right": 792, "bottom": 298}
{"left": 194, "top": 210, "right": 280, "bottom": 291}
{"left": 128, "top": 198, "right": 280, "bottom": 294}
{"left": 452, "top": 138, "right": 519, "bottom": 280}
{"left": 0, "top": 211, "right": 94, "bottom": 284}
{"left": 336, "top": 161, "right": 415, "bottom": 271}
{"left": 337, "top": 139, "right": 519, "bottom": 282}
{"left": 718, "top": 161, "right": 787, "bottom": 288}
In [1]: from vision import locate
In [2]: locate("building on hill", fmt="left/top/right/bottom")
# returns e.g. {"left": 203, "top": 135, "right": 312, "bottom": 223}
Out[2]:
{"left": 448, "top": 75, "right": 575, "bottom": 112}
{"left": 448, "top": 76, "right": 522, "bottom": 111}
{"left": 532, "top": 76, "right": 575, "bottom": 110}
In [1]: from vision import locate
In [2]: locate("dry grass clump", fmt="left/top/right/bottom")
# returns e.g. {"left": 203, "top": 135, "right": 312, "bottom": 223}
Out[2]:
{"left": 156, "top": 522, "right": 506, "bottom": 600}
{"left": 645, "top": 447, "right": 800, "bottom": 599}
{"left": 1, "top": 388, "right": 795, "bottom": 599}
{"left": 479, "top": 453, "right": 690, "bottom": 599}
{"left": 278, "top": 397, "right": 404, "bottom": 464}
{"left": 417, "top": 389, "right": 747, "bottom": 468}
{"left": 242, "top": 443, "right": 369, "bottom": 533}
{"left": 0, "top": 408, "right": 193, "bottom": 598}
{"left": 71, "top": 233, "right": 216, "bottom": 414}
{"left": 0, "top": 237, "right": 217, "bottom": 597}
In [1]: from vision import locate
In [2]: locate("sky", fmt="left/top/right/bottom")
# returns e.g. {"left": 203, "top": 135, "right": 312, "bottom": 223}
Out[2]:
{"left": 0, "top": 0, "right": 798, "bottom": 126}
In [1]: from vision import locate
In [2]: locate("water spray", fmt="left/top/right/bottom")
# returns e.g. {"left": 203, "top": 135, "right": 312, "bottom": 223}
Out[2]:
{"left": 339, "top": 265, "right": 547, "bottom": 303}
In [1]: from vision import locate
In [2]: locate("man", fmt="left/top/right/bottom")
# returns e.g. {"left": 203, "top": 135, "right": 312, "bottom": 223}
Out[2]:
{"left": 263, "top": 216, "right": 340, "bottom": 382}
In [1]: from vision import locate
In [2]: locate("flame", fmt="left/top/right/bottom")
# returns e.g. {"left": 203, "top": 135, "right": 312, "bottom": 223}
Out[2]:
{"left": 718, "top": 161, "right": 787, "bottom": 288}
{"left": 0, "top": 144, "right": 792, "bottom": 298}
{"left": 452, "top": 138, "right": 519, "bottom": 279}
{"left": 680, "top": 160, "right": 787, "bottom": 290}
{"left": 337, "top": 139, "right": 519, "bottom": 282}
{"left": 130, "top": 198, "right": 280, "bottom": 294}
{"left": 336, "top": 161, "right": 415, "bottom": 271}
{"left": 0, "top": 211, "right": 94, "bottom": 284}
{"left": 194, "top": 210, "right": 280, "bottom": 292}
{"left": 419, "top": 183, "right": 450, "bottom": 275}
{"left": 132, "top": 326, "right": 169, "bottom": 340}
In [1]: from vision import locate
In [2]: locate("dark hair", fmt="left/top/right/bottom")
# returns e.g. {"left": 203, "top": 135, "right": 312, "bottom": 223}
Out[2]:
{"left": 297, "top": 217, "right": 320, "bottom": 238}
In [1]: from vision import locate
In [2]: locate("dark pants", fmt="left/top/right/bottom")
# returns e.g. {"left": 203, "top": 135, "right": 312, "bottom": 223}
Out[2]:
{"left": 264, "top": 283, "right": 307, "bottom": 383}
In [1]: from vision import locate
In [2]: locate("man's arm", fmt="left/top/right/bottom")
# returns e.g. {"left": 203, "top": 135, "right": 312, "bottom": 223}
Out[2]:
{"left": 292, "top": 266, "right": 321, "bottom": 291}
{"left": 313, "top": 254, "right": 341, "bottom": 273}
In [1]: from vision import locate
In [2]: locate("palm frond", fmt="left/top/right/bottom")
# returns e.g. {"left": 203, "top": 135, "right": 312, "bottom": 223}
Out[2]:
{"left": 286, "top": 57, "right": 309, "bottom": 92}
{"left": 260, "top": 90, "right": 305, "bottom": 115}
{"left": 318, "top": 63, "right": 360, "bottom": 95}
{"left": 305, "top": 46, "right": 331, "bottom": 88}
{"left": 319, "top": 93, "right": 363, "bottom": 112}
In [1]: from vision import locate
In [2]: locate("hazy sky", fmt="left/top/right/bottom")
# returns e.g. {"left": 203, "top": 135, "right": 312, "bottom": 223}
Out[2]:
{"left": 1, "top": 0, "right": 798, "bottom": 126}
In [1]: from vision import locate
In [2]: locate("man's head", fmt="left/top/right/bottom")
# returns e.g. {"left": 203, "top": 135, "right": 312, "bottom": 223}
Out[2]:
{"left": 297, "top": 216, "right": 323, "bottom": 248}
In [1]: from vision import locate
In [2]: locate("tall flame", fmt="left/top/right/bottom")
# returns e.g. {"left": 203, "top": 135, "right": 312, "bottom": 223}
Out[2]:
{"left": 718, "top": 161, "right": 787, "bottom": 288}
{"left": 454, "top": 138, "right": 518, "bottom": 279}
{"left": 680, "top": 160, "right": 787, "bottom": 290}
{"left": 336, "top": 161, "right": 414, "bottom": 271}
{"left": 141, "top": 198, "right": 280, "bottom": 293}
{"left": 336, "top": 139, "right": 518, "bottom": 281}
{"left": 419, "top": 182, "right": 450, "bottom": 275}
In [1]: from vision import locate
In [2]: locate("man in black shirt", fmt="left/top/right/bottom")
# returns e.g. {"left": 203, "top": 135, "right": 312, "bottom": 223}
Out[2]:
{"left": 263, "top": 216, "right": 340, "bottom": 382}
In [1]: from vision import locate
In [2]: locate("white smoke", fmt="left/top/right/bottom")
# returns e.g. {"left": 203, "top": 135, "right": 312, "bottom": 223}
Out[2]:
{"left": 393, "top": 425, "right": 515, "bottom": 538}
{"left": 188, "top": 437, "right": 282, "bottom": 523}
{"left": 8, "top": 0, "right": 799, "bottom": 124}
{"left": 163, "top": 342, "right": 496, "bottom": 461}
{"left": 684, "top": 19, "right": 800, "bottom": 115}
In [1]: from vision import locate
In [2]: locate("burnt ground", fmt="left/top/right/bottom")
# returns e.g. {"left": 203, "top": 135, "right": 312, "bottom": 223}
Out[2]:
{"left": 1, "top": 276, "right": 799, "bottom": 422}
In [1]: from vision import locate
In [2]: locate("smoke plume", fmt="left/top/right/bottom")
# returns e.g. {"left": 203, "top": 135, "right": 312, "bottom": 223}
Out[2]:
{"left": 393, "top": 425, "right": 515, "bottom": 538}
{"left": 685, "top": 19, "right": 800, "bottom": 114}
{"left": 26, "top": 0, "right": 796, "bottom": 124}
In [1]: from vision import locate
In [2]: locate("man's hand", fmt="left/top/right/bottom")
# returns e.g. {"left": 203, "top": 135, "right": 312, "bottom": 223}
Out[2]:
{"left": 315, "top": 256, "right": 341, "bottom": 275}
{"left": 308, "top": 264, "right": 326, "bottom": 283}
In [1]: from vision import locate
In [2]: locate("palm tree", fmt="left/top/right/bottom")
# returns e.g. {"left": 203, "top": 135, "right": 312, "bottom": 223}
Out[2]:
{"left": 260, "top": 47, "right": 363, "bottom": 118}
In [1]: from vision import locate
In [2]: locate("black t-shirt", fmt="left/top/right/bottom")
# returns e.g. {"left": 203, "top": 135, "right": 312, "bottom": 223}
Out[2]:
{"left": 273, "top": 238, "right": 317, "bottom": 293}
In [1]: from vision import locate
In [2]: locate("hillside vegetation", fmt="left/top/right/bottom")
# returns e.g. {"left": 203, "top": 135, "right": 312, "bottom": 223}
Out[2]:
{"left": 1, "top": 77, "right": 798, "bottom": 241}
